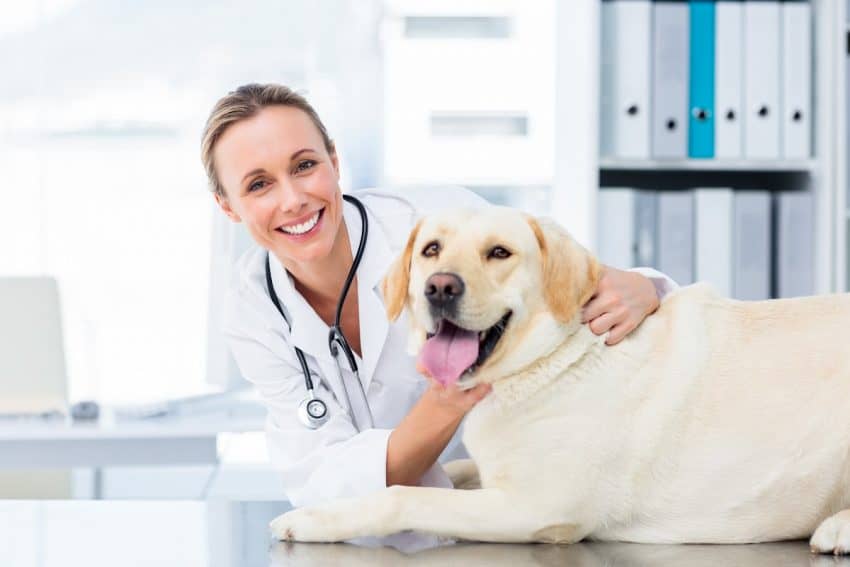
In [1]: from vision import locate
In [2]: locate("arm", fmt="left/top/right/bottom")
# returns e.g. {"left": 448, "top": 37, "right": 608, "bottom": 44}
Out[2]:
{"left": 386, "top": 380, "right": 490, "bottom": 487}
{"left": 223, "top": 291, "right": 398, "bottom": 508}
{"left": 582, "top": 265, "right": 679, "bottom": 345}
{"left": 224, "top": 288, "right": 488, "bottom": 505}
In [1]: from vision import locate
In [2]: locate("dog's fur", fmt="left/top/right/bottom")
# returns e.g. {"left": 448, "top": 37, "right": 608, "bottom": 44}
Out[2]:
{"left": 270, "top": 207, "right": 850, "bottom": 553}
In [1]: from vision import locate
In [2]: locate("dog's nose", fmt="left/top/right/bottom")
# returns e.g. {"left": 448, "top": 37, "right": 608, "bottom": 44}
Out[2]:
{"left": 425, "top": 273, "right": 465, "bottom": 309}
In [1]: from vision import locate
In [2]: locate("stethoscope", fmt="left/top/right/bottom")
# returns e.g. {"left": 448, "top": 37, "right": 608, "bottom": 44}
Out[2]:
{"left": 264, "top": 194, "right": 375, "bottom": 431}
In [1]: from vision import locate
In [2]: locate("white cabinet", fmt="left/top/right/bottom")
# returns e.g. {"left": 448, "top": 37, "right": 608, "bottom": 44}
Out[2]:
{"left": 382, "top": 0, "right": 555, "bottom": 188}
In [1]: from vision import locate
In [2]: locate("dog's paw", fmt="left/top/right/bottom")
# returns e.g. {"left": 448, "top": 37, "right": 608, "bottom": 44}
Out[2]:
{"left": 270, "top": 507, "right": 342, "bottom": 543}
{"left": 810, "top": 510, "right": 850, "bottom": 555}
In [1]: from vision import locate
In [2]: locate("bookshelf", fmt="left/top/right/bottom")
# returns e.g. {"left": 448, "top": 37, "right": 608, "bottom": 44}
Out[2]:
{"left": 553, "top": 0, "right": 847, "bottom": 296}
{"left": 599, "top": 159, "right": 817, "bottom": 173}
{"left": 380, "top": 0, "right": 846, "bottom": 294}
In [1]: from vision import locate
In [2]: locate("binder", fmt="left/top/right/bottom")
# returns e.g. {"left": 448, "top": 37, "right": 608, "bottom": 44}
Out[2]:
{"left": 780, "top": 0, "right": 812, "bottom": 159}
{"left": 657, "top": 191, "right": 695, "bottom": 285}
{"left": 688, "top": 0, "right": 716, "bottom": 158}
{"left": 695, "top": 188, "right": 734, "bottom": 297}
{"left": 652, "top": 0, "right": 690, "bottom": 159}
{"left": 597, "top": 188, "right": 637, "bottom": 269}
{"left": 733, "top": 191, "right": 772, "bottom": 300}
{"left": 634, "top": 190, "right": 659, "bottom": 267}
{"left": 600, "top": 0, "right": 652, "bottom": 158}
{"left": 776, "top": 191, "right": 814, "bottom": 297}
{"left": 715, "top": 0, "right": 744, "bottom": 159}
{"left": 744, "top": 0, "right": 781, "bottom": 159}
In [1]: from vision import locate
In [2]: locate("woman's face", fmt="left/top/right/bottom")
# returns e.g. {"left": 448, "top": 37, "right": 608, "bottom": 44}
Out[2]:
{"left": 214, "top": 105, "right": 342, "bottom": 265}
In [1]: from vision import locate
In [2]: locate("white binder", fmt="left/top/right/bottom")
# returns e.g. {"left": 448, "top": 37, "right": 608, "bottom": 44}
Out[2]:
{"left": 695, "top": 188, "right": 734, "bottom": 297}
{"left": 715, "top": 1, "right": 744, "bottom": 159}
{"left": 733, "top": 191, "right": 772, "bottom": 300}
{"left": 657, "top": 191, "right": 695, "bottom": 286}
{"left": 780, "top": 0, "right": 812, "bottom": 159}
{"left": 652, "top": 0, "right": 689, "bottom": 159}
{"left": 597, "top": 188, "right": 636, "bottom": 269}
{"left": 777, "top": 191, "right": 814, "bottom": 297}
{"left": 743, "top": 0, "right": 781, "bottom": 159}
{"left": 634, "top": 190, "right": 658, "bottom": 268}
{"left": 600, "top": 0, "right": 652, "bottom": 159}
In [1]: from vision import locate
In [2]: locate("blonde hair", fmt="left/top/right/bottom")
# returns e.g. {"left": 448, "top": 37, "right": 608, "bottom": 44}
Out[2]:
{"left": 200, "top": 83, "right": 335, "bottom": 197}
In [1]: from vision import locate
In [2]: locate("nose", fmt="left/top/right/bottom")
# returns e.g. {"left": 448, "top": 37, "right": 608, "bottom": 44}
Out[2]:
{"left": 424, "top": 273, "right": 465, "bottom": 309}
{"left": 276, "top": 182, "right": 308, "bottom": 215}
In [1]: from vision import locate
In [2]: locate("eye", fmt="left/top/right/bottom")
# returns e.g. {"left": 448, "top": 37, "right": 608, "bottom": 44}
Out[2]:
{"left": 488, "top": 246, "right": 512, "bottom": 260}
{"left": 422, "top": 241, "right": 441, "bottom": 257}
{"left": 294, "top": 159, "right": 316, "bottom": 173}
{"left": 248, "top": 179, "right": 268, "bottom": 193}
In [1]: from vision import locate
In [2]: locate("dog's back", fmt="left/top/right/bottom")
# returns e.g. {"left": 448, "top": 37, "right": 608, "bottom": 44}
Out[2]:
{"left": 588, "top": 285, "right": 850, "bottom": 542}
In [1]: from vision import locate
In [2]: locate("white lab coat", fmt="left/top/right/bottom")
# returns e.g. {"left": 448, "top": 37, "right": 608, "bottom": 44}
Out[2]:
{"left": 222, "top": 186, "right": 677, "bottom": 508}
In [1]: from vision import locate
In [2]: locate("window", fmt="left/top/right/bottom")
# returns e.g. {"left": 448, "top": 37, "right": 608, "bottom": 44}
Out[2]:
{"left": 0, "top": 0, "right": 383, "bottom": 403}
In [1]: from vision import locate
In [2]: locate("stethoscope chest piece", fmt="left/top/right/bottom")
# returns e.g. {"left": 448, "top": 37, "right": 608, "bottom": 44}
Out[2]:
{"left": 298, "top": 393, "right": 329, "bottom": 429}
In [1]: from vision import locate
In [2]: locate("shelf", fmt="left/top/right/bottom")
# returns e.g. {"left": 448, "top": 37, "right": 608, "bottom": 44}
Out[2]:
{"left": 599, "top": 158, "right": 816, "bottom": 172}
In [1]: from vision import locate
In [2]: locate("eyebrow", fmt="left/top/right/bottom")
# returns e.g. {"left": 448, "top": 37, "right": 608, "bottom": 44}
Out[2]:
{"left": 240, "top": 148, "right": 317, "bottom": 183}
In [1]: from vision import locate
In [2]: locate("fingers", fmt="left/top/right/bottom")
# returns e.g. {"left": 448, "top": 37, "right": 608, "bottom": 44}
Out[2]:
{"left": 417, "top": 360, "right": 434, "bottom": 378}
{"left": 587, "top": 310, "right": 620, "bottom": 336}
{"left": 427, "top": 379, "right": 492, "bottom": 409}
{"left": 465, "top": 383, "right": 492, "bottom": 403}
{"left": 604, "top": 322, "right": 634, "bottom": 346}
{"left": 582, "top": 294, "right": 619, "bottom": 323}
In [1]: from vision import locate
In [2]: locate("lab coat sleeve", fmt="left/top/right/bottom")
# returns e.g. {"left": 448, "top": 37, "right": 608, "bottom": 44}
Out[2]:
{"left": 222, "top": 290, "right": 395, "bottom": 508}
{"left": 627, "top": 267, "right": 679, "bottom": 300}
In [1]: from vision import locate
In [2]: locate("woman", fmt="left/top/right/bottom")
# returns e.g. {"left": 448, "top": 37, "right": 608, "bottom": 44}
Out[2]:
{"left": 202, "top": 83, "right": 676, "bottom": 508}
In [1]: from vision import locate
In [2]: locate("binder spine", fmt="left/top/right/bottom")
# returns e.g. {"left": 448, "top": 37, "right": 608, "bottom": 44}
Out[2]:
{"left": 688, "top": 0, "right": 717, "bottom": 158}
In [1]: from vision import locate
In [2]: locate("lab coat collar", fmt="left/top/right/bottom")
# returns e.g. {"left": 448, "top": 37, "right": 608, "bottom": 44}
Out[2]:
{"left": 268, "top": 194, "right": 392, "bottom": 393}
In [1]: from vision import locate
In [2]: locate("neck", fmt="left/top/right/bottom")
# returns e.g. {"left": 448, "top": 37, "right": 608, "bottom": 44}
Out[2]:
{"left": 279, "top": 219, "right": 355, "bottom": 307}
{"left": 489, "top": 319, "right": 609, "bottom": 407}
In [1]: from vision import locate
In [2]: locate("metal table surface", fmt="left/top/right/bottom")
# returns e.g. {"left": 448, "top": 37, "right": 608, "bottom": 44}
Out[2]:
{"left": 1, "top": 499, "right": 845, "bottom": 566}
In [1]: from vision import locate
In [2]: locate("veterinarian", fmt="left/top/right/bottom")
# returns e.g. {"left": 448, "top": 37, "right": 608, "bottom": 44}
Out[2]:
{"left": 201, "top": 83, "right": 677, "bottom": 507}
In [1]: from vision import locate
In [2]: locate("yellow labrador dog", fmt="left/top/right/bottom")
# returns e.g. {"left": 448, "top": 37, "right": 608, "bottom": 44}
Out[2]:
{"left": 270, "top": 206, "right": 850, "bottom": 553}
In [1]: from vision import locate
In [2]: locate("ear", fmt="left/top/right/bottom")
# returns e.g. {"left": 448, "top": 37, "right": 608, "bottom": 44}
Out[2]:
{"left": 215, "top": 193, "right": 242, "bottom": 223}
{"left": 527, "top": 216, "right": 601, "bottom": 323}
{"left": 381, "top": 219, "right": 423, "bottom": 321}
{"left": 329, "top": 144, "right": 340, "bottom": 180}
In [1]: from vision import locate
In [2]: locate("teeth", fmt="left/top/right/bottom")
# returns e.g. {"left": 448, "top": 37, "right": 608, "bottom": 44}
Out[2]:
{"left": 479, "top": 331, "right": 486, "bottom": 341}
{"left": 280, "top": 210, "right": 320, "bottom": 235}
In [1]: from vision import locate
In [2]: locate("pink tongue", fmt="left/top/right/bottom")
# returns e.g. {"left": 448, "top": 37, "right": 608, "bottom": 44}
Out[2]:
{"left": 417, "top": 321, "right": 480, "bottom": 386}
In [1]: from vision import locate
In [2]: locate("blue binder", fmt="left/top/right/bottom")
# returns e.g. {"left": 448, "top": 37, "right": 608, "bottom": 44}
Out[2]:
{"left": 688, "top": 0, "right": 716, "bottom": 158}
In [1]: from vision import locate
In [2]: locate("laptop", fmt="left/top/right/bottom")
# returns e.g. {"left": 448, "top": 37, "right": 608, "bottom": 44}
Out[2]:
{"left": 0, "top": 277, "right": 68, "bottom": 415}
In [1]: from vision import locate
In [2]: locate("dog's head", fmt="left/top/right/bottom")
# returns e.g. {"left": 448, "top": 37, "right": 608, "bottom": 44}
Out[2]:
{"left": 381, "top": 206, "right": 600, "bottom": 388}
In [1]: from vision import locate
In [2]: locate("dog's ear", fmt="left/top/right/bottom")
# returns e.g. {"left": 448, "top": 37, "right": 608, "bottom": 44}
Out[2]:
{"left": 527, "top": 216, "right": 601, "bottom": 323}
{"left": 381, "top": 219, "right": 423, "bottom": 321}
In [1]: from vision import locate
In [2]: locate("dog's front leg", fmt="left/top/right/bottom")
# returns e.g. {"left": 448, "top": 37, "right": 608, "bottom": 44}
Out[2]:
{"left": 270, "top": 486, "right": 585, "bottom": 543}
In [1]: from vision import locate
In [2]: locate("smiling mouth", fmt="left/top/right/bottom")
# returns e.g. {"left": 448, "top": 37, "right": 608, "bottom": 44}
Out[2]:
{"left": 418, "top": 311, "right": 512, "bottom": 386}
{"left": 276, "top": 208, "right": 324, "bottom": 235}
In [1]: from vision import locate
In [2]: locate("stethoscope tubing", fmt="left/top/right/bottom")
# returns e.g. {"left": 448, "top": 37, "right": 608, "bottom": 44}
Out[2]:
{"left": 264, "top": 194, "right": 374, "bottom": 431}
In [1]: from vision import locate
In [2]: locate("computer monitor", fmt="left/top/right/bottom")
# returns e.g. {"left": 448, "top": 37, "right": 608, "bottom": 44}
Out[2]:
{"left": 0, "top": 277, "right": 68, "bottom": 414}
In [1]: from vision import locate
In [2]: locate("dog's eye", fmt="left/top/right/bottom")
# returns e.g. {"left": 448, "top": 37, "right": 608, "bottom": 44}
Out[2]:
{"left": 488, "top": 246, "right": 512, "bottom": 259}
{"left": 422, "top": 241, "right": 441, "bottom": 257}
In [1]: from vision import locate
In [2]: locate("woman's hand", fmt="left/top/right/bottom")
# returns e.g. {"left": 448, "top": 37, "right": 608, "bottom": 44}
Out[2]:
{"left": 385, "top": 372, "right": 491, "bottom": 486}
{"left": 423, "top": 377, "right": 492, "bottom": 419}
{"left": 581, "top": 265, "right": 660, "bottom": 346}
